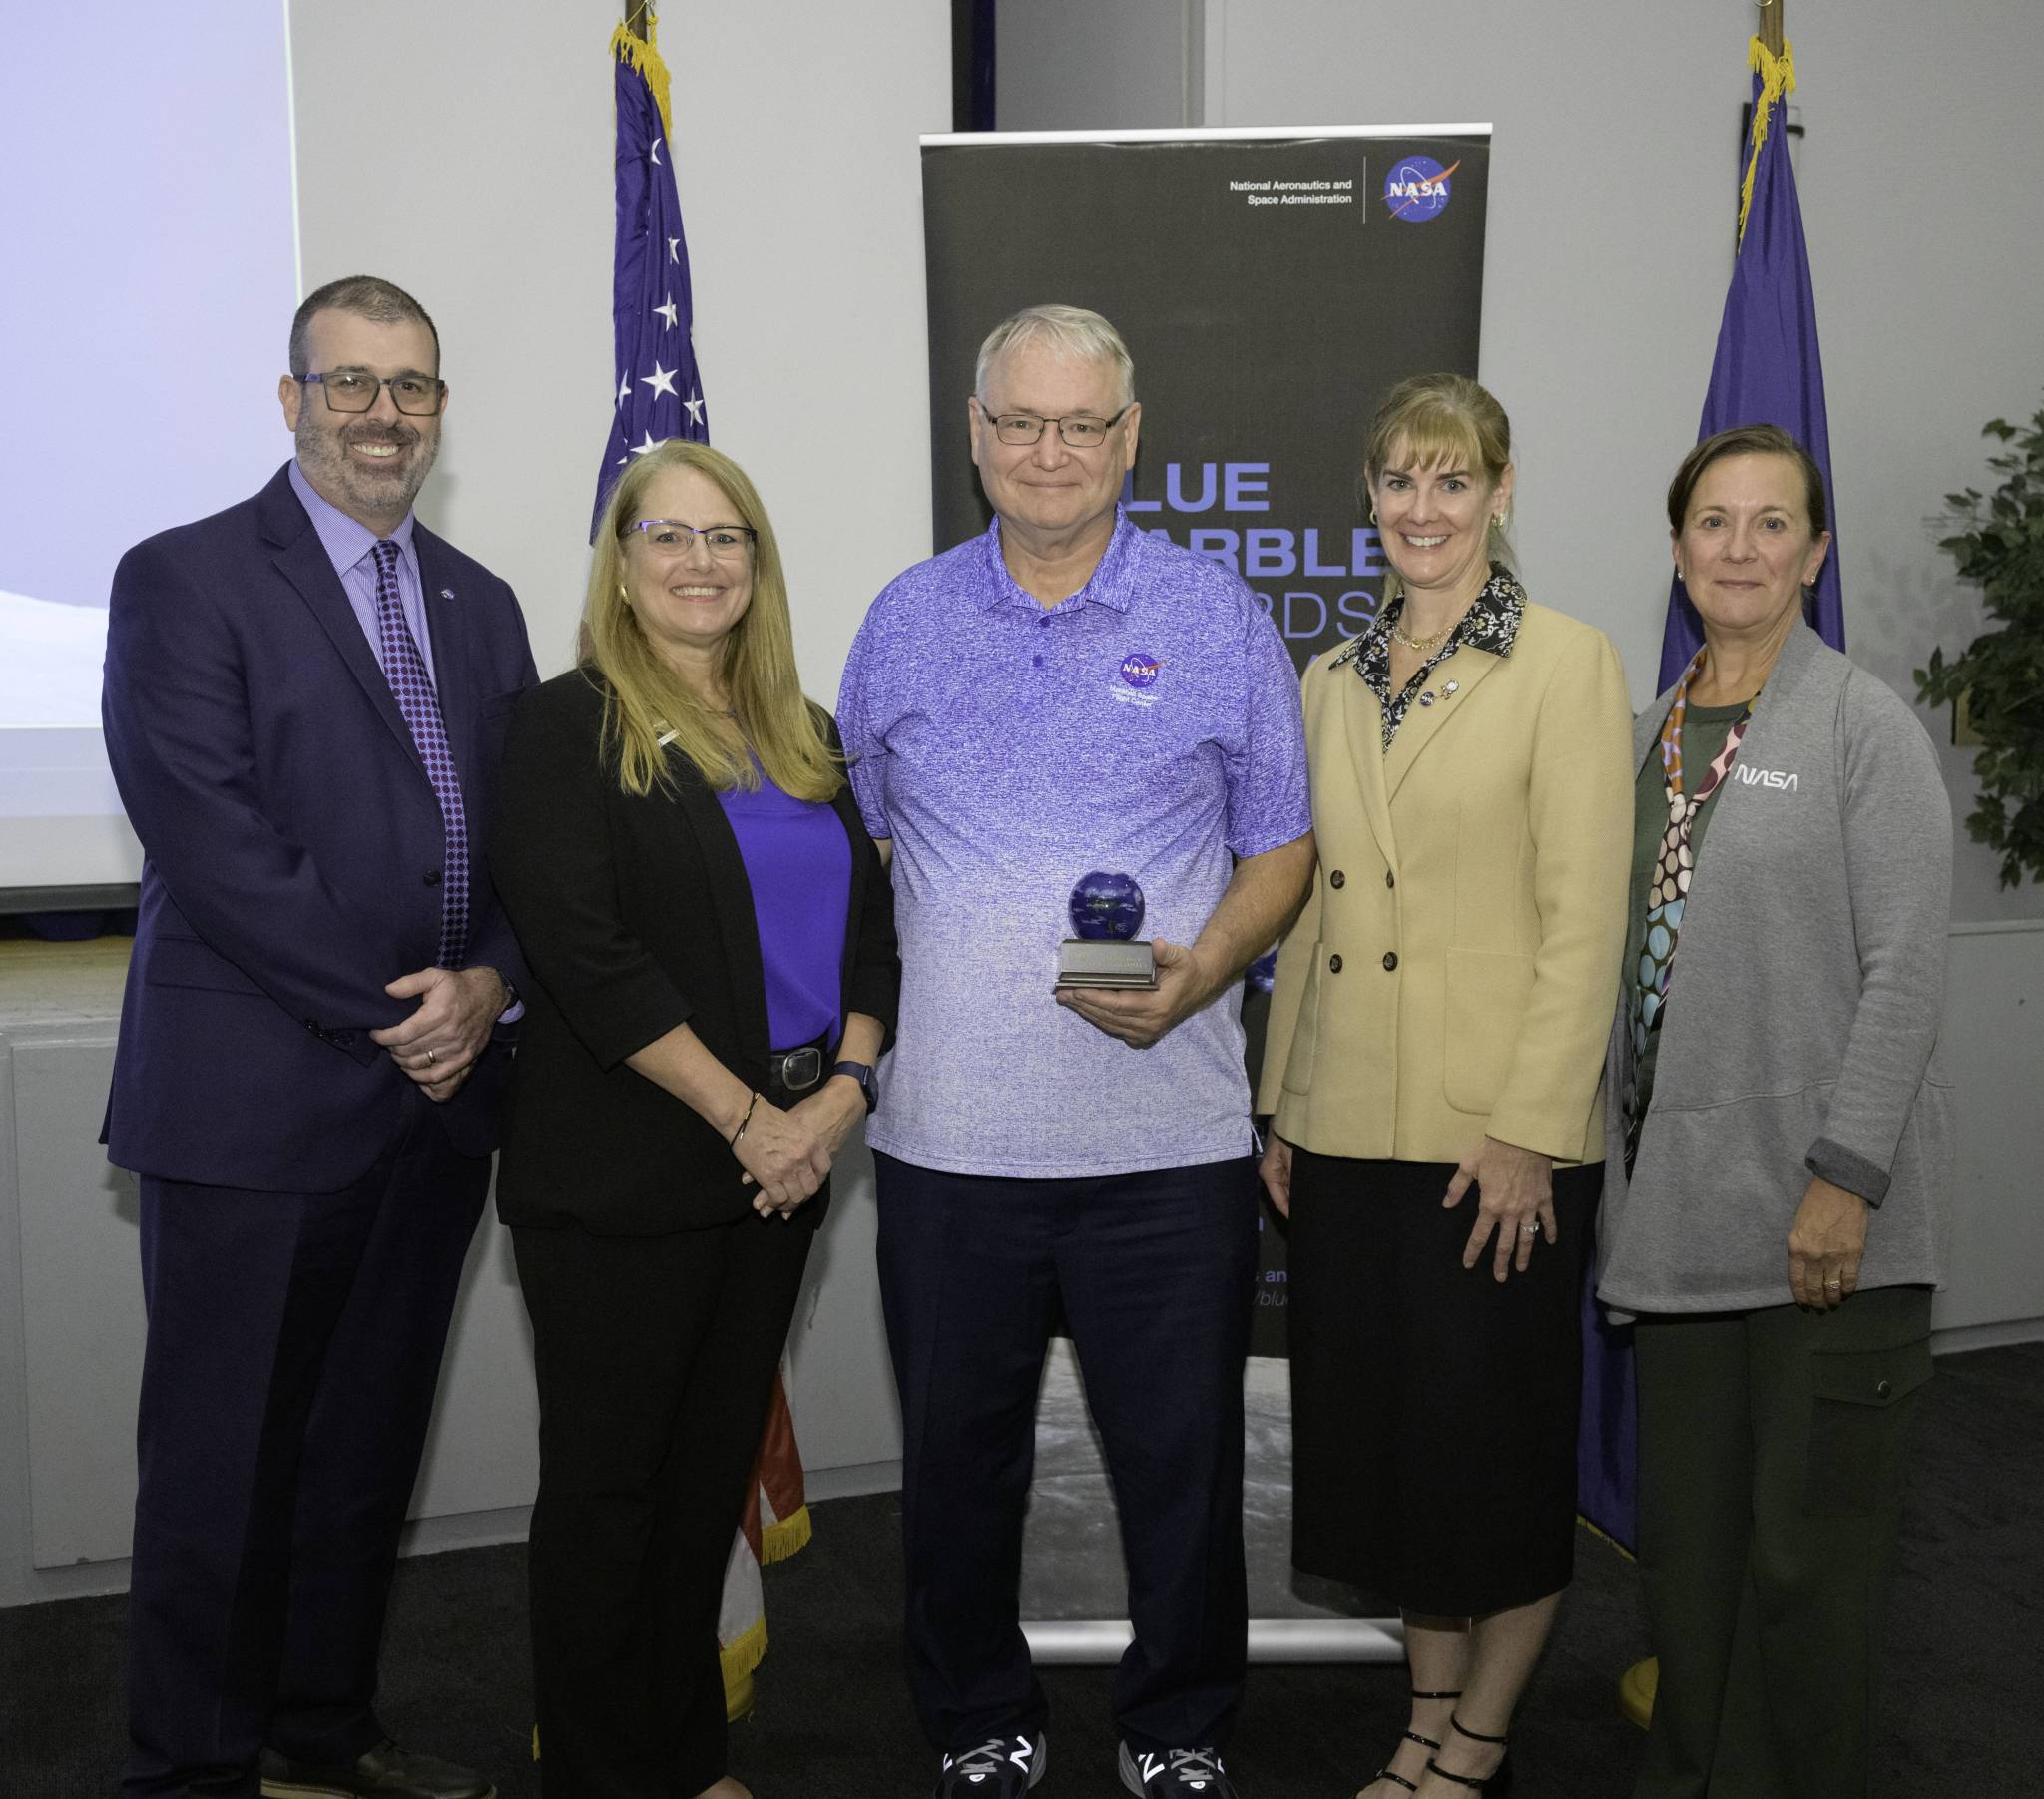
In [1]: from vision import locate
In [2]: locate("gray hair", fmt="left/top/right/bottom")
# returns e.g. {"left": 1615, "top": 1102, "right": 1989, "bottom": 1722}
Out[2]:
{"left": 288, "top": 274, "right": 440, "bottom": 378}
{"left": 974, "top": 304, "right": 1135, "bottom": 409}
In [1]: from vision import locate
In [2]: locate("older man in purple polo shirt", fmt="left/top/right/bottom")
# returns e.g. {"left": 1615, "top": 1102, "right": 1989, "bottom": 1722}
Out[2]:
{"left": 102, "top": 276, "right": 534, "bottom": 1799}
{"left": 838, "top": 305, "right": 1313, "bottom": 1799}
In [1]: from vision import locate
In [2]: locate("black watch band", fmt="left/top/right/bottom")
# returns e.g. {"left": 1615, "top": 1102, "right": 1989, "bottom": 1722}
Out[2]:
{"left": 829, "top": 1060, "right": 877, "bottom": 1115}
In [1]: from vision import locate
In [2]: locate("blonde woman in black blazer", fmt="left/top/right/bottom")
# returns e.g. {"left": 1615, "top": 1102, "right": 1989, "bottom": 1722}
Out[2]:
{"left": 491, "top": 442, "right": 897, "bottom": 1799}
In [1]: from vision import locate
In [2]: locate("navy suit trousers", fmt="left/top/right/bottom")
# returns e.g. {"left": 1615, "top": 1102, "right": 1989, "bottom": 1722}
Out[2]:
{"left": 123, "top": 1099, "right": 490, "bottom": 1798}
{"left": 875, "top": 1152, "right": 1258, "bottom": 1757}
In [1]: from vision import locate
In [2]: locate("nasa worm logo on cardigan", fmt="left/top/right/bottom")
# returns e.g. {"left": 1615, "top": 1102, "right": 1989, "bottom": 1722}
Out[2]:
{"left": 1735, "top": 765, "right": 1800, "bottom": 791}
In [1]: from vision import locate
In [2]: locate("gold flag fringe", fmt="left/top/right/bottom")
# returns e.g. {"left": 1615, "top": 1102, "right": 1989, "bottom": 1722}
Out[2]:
{"left": 611, "top": 14, "right": 674, "bottom": 140}
{"left": 719, "top": 1612, "right": 769, "bottom": 1720}
{"left": 1736, "top": 35, "right": 1797, "bottom": 247}
{"left": 759, "top": 1501, "right": 812, "bottom": 1567}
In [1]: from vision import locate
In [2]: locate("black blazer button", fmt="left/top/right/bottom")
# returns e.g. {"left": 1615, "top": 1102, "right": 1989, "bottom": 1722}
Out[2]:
{"left": 1328, "top": 869, "right": 1345, "bottom": 889}
{"left": 1875, "top": 1378, "right": 1893, "bottom": 1399}
{"left": 1382, "top": 951, "right": 1399, "bottom": 971}
{"left": 423, "top": 869, "right": 443, "bottom": 886}
{"left": 1385, "top": 869, "right": 1397, "bottom": 889}
{"left": 1327, "top": 953, "right": 1343, "bottom": 973}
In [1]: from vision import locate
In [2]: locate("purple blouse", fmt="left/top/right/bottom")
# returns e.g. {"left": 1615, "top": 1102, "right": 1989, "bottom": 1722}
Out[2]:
{"left": 717, "top": 769, "right": 851, "bottom": 1051}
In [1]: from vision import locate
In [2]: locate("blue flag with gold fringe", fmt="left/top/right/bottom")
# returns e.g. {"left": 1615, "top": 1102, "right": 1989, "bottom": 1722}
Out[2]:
{"left": 1657, "top": 35, "right": 1844, "bottom": 686}
{"left": 592, "top": 12, "right": 709, "bottom": 539}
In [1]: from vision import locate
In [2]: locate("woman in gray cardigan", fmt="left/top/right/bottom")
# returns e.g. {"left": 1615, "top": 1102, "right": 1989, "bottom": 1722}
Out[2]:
{"left": 1599, "top": 425, "right": 1952, "bottom": 1799}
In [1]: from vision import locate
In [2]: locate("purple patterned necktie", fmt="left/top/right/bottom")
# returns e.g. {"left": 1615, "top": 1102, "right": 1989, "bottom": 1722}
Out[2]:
{"left": 370, "top": 540, "right": 468, "bottom": 968}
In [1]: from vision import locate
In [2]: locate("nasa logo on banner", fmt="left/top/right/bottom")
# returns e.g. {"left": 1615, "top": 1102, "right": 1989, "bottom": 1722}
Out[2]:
{"left": 1384, "top": 152, "right": 1456, "bottom": 223}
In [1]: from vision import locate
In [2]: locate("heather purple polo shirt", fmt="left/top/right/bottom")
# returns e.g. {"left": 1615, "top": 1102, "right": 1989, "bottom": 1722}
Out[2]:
{"left": 837, "top": 509, "right": 1310, "bottom": 1179}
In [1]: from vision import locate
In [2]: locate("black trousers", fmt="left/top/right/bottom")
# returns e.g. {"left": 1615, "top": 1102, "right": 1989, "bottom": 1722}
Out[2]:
{"left": 124, "top": 1101, "right": 490, "bottom": 1799}
{"left": 875, "top": 1152, "right": 1258, "bottom": 1756}
{"left": 513, "top": 1204, "right": 816, "bottom": 1798}
{"left": 1632, "top": 1287, "right": 1933, "bottom": 1799}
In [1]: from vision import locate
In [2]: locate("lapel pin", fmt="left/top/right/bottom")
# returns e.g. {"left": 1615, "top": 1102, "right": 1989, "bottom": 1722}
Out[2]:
{"left": 439, "top": 588, "right": 455, "bottom": 600}
{"left": 1443, "top": 679, "right": 1459, "bottom": 694}
{"left": 1419, "top": 691, "right": 1435, "bottom": 706}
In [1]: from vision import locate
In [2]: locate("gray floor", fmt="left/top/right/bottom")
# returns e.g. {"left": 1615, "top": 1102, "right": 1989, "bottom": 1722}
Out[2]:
{"left": 1, "top": 1342, "right": 2035, "bottom": 1796}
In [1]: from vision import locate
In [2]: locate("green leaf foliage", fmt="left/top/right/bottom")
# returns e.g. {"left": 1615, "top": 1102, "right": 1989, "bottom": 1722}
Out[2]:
{"left": 1916, "top": 395, "right": 2044, "bottom": 888}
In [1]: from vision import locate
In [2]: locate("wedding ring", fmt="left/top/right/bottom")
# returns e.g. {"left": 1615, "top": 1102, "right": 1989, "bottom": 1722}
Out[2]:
{"left": 424, "top": 1048, "right": 437, "bottom": 1067}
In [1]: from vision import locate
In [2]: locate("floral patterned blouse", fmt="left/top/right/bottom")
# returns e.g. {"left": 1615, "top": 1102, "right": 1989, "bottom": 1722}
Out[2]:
{"left": 1330, "top": 563, "right": 1526, "bottom": 748}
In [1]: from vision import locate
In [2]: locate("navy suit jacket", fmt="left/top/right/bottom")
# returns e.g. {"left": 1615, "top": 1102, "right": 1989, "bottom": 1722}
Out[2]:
{"left": 102, "top": 463, "right": 539, "bottom": 1192}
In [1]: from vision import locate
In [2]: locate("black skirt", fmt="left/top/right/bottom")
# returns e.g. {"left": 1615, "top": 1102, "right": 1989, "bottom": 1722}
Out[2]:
{"left": 1286, "top": 1150, "right": 1601, "bottom": 1616}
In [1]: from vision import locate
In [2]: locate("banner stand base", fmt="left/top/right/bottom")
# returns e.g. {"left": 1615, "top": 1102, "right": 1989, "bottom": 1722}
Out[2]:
{"left": 1023, "top": 1617, "right": 1405, "bottom": 1664}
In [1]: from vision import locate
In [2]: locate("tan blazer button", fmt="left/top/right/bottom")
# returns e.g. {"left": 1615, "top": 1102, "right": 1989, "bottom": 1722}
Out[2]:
{"left": 1385, "top": 869, "right": 1396, "bottom": 889}
{"left": 1328, "top": 954, "right": 1343, "bottom": 973}
{"left": 1382, "top": 951, "right": 1399, "bottom": 971}
{"left": 1328, "top": 869, "right": 1345, "bottom": 888}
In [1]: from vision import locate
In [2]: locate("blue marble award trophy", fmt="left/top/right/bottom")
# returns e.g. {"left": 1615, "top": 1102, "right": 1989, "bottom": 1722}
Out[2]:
{"left": 1056, "top": 870, "right": 1158, "bottom": 991}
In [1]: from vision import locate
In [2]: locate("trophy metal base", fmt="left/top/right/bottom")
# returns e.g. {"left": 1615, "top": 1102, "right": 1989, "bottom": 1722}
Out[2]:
{"left": 1056, "top": 938, "right": 1158, "bottom": 990}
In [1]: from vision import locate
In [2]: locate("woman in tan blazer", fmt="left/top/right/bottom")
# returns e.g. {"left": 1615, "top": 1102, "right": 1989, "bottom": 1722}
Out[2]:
{"left": 1258, "top": 374, "right": 1631, "bottom": 1798}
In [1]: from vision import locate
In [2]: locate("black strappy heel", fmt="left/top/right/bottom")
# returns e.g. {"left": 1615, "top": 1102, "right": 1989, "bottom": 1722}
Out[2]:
{"left": 1370, "top": 1688, "right": 1461, "bottom": 1795}
{"left": 1425, "top": 1714, "right": 1514, "bottom": 1795}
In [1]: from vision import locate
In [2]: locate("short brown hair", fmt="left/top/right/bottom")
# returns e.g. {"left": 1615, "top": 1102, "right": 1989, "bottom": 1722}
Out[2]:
{"left": 288, "top": 275, "right": 440, "bottom": 378}
{"left": 1666, "top": 423, "right": 1827, "bottom": 536}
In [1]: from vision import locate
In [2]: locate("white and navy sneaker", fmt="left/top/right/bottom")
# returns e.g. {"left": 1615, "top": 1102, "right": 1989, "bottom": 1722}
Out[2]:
{"left": 935, "top": 1731, "right": 1047, "bottom": 1796}
{"left": 1118, "top": 1741, "right": 1242, "bottom": 1796}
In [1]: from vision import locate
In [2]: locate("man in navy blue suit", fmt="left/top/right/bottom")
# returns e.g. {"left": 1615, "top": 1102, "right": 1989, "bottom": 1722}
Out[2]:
{"left": 102, "top": 275, "right": 537, "bottom": 1799}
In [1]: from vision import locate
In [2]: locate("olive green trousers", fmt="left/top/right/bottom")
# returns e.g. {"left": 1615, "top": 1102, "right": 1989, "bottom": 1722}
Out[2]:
{"left": 1631, "top": 1286, "right": 1933, "bottom": 1798}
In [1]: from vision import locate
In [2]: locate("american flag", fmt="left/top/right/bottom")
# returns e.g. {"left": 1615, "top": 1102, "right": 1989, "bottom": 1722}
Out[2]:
{"left": 592, "top": 12, "right": 709, "bottom": 538}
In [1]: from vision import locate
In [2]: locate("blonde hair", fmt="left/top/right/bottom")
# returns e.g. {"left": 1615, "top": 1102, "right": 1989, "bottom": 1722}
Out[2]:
{"left": 584, "top": 440, "right": 841, "bottom": 802}
{"left": 1360, "top": 372, "right": 1515, "bottom": 606}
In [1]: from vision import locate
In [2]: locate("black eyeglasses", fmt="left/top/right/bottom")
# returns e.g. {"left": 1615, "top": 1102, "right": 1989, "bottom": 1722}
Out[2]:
{"left": 299, "top": 371, "right": 446, "bottom": 416}
{"left": 976, "top": 401, "right": 1134, "bottom": 448}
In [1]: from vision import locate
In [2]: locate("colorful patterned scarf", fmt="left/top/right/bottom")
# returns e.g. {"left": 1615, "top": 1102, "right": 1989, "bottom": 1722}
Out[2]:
{"left": 1622, "top": 650, "right": 1754, "bottom": 1169}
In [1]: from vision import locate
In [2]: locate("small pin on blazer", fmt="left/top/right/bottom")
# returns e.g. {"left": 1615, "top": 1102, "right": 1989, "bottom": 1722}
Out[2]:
{"left": 439, "top": 588, "right": 455, "bottom": 600}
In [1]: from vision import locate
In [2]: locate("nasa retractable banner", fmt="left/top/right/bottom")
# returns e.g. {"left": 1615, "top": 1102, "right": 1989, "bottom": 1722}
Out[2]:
{"left": 921, "top": 126, "right": 1490, "bottom": 1357}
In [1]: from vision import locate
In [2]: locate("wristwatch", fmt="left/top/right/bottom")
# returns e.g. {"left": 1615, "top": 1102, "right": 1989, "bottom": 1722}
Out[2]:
{"left": 829, "top": 1060, "right": 878, "bottom": 1115}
